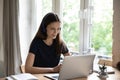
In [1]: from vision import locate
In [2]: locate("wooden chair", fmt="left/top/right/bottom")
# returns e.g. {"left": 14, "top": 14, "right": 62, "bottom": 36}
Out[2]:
{"left": 20, "top": 65, "right": 25, "bottom": 73}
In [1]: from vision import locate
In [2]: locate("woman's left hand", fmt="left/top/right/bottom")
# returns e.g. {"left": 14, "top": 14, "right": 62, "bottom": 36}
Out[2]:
{"left": 52, "top": 63, "right": 62, "bottom": 73}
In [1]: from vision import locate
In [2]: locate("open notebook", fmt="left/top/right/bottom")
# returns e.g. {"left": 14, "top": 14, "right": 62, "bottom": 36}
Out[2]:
{"left": 44, "top": 54, "right": 95, "bottom": 80}
{"left": 6, "top": 73, "right": 38, "bottom": 80}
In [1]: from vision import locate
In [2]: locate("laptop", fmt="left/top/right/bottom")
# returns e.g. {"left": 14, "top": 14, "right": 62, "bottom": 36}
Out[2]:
{"left": 44, "top": 54, "right": 95, "bottom": 80}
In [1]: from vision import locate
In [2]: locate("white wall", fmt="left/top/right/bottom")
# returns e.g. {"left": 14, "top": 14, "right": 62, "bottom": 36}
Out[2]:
{"left": 0, "top": 0, "right": 5, "bottom": 77}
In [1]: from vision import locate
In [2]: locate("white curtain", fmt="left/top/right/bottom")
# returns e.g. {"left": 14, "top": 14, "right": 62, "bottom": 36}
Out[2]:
{"left": 19, "top": 0, "right": 53, "bottom": 65}
{"left": 3, "top": 0, "right": 22, "bottom": 76}
{"left": 19, "top": 0, "right": 37, "bottom": 65}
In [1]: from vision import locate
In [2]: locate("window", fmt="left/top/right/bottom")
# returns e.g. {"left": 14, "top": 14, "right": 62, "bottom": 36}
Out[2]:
{"left": 36, "top": 0, "right": 52, "bottom": 28}
{"left": 61, "top": 0, "right": 113, "bottom": 56}
{"left": 62, "top": 0, "right": 80, "bottom": 52}
{"left": 91, "top": 0, "right": 113, "bottom": 56}
{"left": 61, "top": 0, "right": 93, "bottom": 54}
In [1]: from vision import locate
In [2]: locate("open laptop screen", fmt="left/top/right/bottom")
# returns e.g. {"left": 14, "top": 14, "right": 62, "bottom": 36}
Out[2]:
{"left": 44, "top": 54, "right": 95, "bottom": 80}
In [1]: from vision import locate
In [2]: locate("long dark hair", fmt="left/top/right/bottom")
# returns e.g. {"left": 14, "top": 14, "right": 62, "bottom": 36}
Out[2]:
{"left": 34, "top": 12, "right": 63, "bottom": 54}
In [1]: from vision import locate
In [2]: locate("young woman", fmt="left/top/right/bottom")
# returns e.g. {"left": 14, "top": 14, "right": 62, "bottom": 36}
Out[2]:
{"left": 25, "top": 12, "right": 71, "bottom": 74}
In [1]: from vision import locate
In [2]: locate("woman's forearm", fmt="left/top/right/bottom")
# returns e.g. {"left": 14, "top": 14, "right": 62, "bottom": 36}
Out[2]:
{"left": 25, "top": 66, "right": 54, "bottom": 74}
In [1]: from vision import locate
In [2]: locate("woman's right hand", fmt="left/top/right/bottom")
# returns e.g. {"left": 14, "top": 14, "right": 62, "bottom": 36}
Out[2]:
{"left": 52, "top": 64, "right": 62, "bottom": 73}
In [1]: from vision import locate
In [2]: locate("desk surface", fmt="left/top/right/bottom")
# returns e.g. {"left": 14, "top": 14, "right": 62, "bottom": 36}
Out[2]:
{"left": 0, "top": 68, "right": 120, "bottom": 80}
{"left": 33, "top": 69, "right": 120, "bottom": 80}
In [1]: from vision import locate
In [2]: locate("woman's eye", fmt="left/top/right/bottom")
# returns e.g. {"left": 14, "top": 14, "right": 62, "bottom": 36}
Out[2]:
{"left": 50, "top": 28, "right": 61, "bottom": 31}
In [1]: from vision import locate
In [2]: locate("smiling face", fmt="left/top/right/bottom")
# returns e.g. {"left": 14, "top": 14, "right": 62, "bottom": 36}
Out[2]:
{"left": 46, "top": 22, "right": 61, "bottom": 39}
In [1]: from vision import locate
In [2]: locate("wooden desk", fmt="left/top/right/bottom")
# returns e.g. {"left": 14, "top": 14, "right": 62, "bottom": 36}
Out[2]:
{"left": 33, "top": 69, "right": 120, "bottom": 80}
{"left": 0, "top": 68, "right": 120, "bottom": 80}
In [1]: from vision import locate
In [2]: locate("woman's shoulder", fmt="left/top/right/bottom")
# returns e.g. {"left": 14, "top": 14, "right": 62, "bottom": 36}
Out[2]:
{"left": 34, "top": 36, "right": 41, "bottom": 40}
{"left": 31, "top": 37, "right": 42, "bottom": 44}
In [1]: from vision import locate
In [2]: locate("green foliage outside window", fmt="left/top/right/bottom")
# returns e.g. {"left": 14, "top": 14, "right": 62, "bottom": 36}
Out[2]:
{"left": 92, "top": 0, "right": 113, "bottom": 55}
{"left": 62, "top": 0, "right": 112, "bottom": 55}
{"left": 62, "top": 0, "right": 80, "bottom": 52}
{"left": 91, "top": 21, "right": 112, "bottom": 55}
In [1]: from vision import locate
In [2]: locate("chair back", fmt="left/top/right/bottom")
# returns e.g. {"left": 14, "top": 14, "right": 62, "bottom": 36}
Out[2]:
{"left": 20, "top": 65, "right": 25, "bottom": 73}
